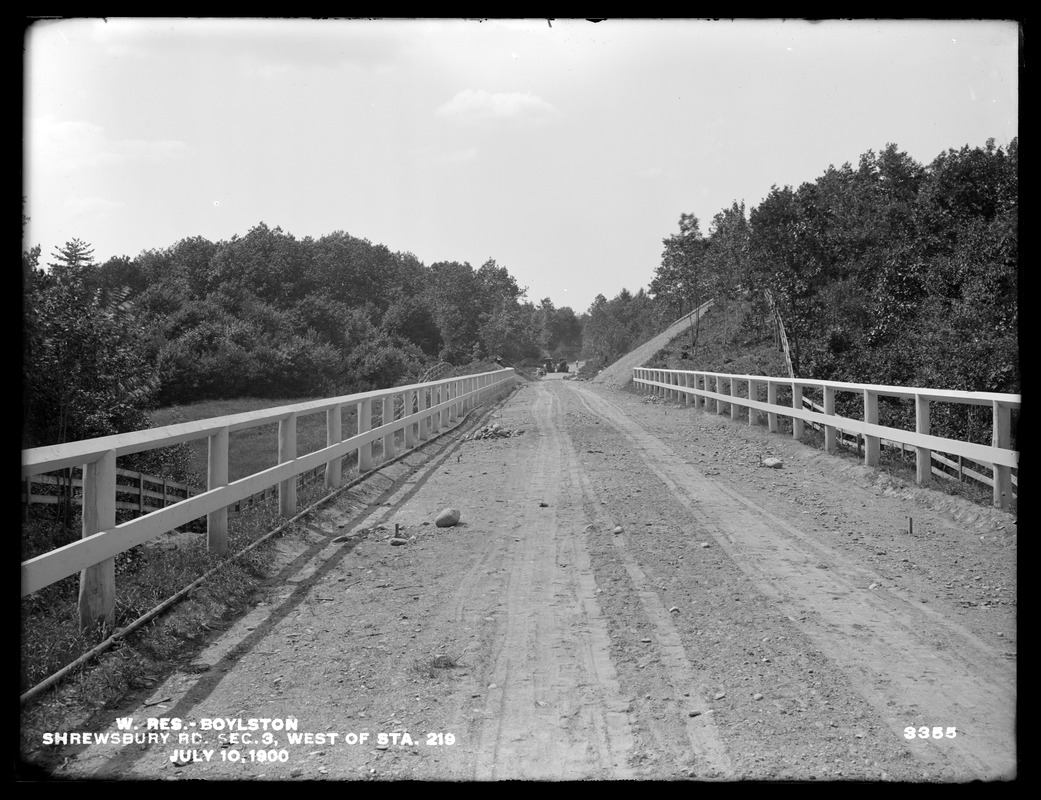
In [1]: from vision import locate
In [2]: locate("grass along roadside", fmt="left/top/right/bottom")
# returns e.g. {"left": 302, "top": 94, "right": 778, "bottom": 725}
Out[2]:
{"left": 150, "top": 396, "right": 356, "bottom": 485}
{"left": 19, "top": 475, "right": 334, "bottom": 768}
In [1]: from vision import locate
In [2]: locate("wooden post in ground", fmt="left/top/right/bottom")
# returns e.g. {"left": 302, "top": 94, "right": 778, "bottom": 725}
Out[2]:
{"left": 405, "top": 392, "right": 416, "bottom": 449}
{"left": 767, "top": 381, "right": 778, "bottom": 433}
{"left": 792, "top": 383, "right": 804, "bottom": 440}
{"left": 992, "top": 400, "right": 1013, "bottom": 509}
{"left": 748, "top": 379, "right": 760, "bottom": 426}
{"left": 418, "top": 390, "right": 429, "bottom": 442}
{"left": 79, "top": 450, "right": 116, "bottom": 631}
{"left": 207, "top": 426, "right": 229, "bottom": 555}
{"left": 915, "top": 394, "right": 931, "bottom": 487}
{"left": 278, "top": 413, "right": 297, "bottom": 516}
{"left": 382, "top": 395, "right": 396, "bottom": 461}
{"left": 863, "top": 390, "right": 880, "bottom": 467}
{"left": 824, "top": 386, "right": 837, "bottom": 453}
{"left": 326, "top": 404, "right": 342, "bottom": 488}
{"left": 358, "top": 399, "right": 373, "bottom": 470}
{"left": 431, "top": 386, "right": 442, "bottom": 434}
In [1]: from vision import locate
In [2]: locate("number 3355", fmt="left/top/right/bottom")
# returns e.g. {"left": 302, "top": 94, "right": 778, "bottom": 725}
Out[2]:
{"left": 904, "top": 726, "right": 957, "bottom": 739}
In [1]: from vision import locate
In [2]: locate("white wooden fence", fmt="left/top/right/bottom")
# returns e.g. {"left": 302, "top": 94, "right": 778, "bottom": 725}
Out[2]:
{"left": 21, "top": 368, "right": 517, "bottom": 629}
{"left": 633, "top": 367, "right": 1019, "bottom": 511}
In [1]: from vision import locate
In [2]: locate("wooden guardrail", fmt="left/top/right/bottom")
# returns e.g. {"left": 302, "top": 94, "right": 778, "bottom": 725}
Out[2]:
{"left": 21, "top": 368, "right": 517, "bottom": 629}
{"left": 633, "top": 367, "right": 1019, "bottom": 511}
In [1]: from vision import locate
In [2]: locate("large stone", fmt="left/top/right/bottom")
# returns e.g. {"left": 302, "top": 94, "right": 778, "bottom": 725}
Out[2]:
{"left": 435, "top": 508, "right": 461, "bottom": 528}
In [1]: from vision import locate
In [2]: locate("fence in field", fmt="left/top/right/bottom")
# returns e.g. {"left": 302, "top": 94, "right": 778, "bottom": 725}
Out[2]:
{"left": 21, "top": 468, "right": 198, "bottom": 520}
{"left": 633, "top": 367, "right": 1019, "bottom": 511}
{"left": 21, "top": 367, "right": 518, "bottom": 629}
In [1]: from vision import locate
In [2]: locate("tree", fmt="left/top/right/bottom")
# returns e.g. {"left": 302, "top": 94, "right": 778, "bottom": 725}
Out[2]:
{"left": 24, "top": 240, "right": 159, "bottom": 448}
{"left": 651, "top": 213, "right": 708, "bottom": 354}
{"left": 48, "top": 238, "right": 95, "bottom": 278}
{"left": 705, "top": 202, "right": 749, "bottom": 349}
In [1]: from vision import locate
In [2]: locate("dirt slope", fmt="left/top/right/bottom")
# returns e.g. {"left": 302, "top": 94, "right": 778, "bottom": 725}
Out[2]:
{"left": 592, "top": 301, "right": 713, "bottom": 390}
{"left": 25, "top": 379, "right": 1016, "bottom": 782}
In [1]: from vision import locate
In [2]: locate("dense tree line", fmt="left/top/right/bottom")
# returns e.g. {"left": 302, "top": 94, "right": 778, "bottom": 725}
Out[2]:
{"left": 650, "top": 139, "right": 1018, "bottom": 396}
{"left": 22, "top": 138, "right": 1016, "bottom": 452}
{"left": 581, "top": 288, "right": 671, "bottom": 368}
{"left": 22, "top": 222, "right": 583, "bottom": 449}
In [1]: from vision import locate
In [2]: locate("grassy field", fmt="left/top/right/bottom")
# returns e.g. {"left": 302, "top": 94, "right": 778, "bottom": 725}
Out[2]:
{"left": 150, "top": 396, "right": 364, "bottom": 487}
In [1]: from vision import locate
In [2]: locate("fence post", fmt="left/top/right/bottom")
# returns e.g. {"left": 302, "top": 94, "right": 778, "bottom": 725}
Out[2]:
{"left": 79, "top": 450, "right": 116, "bottom": 631}
{"left": 730, "top": 378, "right": 739, "bottom": 421}
{"left": 418, "top": 390, "right": 429, "bottom": 442}
{"left": 448, "top": 381, "right": 458, "bottom": 423}
{"left": 358, "top": 399, "right": 373, "bottom": 470}
{"left": 382, "top": 394, "right": 396, "bottom": 460}
{"left": 992, "top": 400, "right": 1013, "bottom": 509}
{"left": 431, "top": 385, "right": 442, "bottom": 434}
{"left": 824, "top": 386, "right": 837, "bottom": 453}
{"left": 792, "top": 383, "right": 804, "bottom": 440}
{"left": 767, "top": 380, "right": 778, "bottom": 433}
{"left": 915, "top": 394, "right": 931, "bottom": 486}
{"left": 326, "top": 404, "right": 342, "bottom": 488}
{"left": 863, "top": 390, "right": 880, "bottom": 467}
{"left": 405, "top": 392, "right": 416, "bottom": 449}
{"left": 682, "top": 372, "right": 691, "bottom": 406}
{"left": 279, "top": 413, "right": 298, "bottom": 516}
{"left": 207, "top": 427, "right": 229, "bottom": 555}
{"left": 748, "top": 379, "right": 760, "bottom": 426}
{"left": 716, "top": 377, "right": 725, "bottom": 416}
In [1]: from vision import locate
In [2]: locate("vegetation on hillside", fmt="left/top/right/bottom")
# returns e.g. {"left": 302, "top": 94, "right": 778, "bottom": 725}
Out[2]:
{"left": 649, "top": 139, "right": 1018, "bottom": 397}
{"left": 22, "top": 137, "right": 1016, "bottom": 457}
{"left": 21, "top": 225, "right": 583, "bottom": 451}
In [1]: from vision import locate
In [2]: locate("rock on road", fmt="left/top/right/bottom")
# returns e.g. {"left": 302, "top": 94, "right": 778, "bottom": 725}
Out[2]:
{"left": 56, "top": 379, "right": 1016, "bottom": 782}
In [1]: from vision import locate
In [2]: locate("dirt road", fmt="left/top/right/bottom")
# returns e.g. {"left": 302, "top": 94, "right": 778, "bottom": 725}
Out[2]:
{"left": 43, "top": 379, "right": 1016, "bottom": 781}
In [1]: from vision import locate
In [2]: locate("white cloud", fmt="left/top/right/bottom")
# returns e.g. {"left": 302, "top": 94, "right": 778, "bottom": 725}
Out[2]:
{"left": 436, "top": 89, "right": 557, "bottom": 126}
{"left": 63, "top": 195, "right": 124, "bottom": 218}
{"left": 30, "top": 115, "right": 190, "bottom": 172}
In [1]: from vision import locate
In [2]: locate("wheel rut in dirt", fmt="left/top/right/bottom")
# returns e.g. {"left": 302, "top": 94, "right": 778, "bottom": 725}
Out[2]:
{"left": 470, "top": 385, "right": 634, "bottom": 780}
{"left": 567, "top": 382, "right": 1016, "bottom": 781}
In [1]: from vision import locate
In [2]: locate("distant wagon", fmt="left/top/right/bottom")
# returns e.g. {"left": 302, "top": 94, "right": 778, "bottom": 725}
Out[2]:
{"left": 557, "top": 360, "right": 569, "bottom": 373}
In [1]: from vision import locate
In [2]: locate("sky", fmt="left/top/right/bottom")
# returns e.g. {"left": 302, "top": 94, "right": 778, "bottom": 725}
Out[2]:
{"left": 23, "top": 18, "right": 1019, "bottom": 315}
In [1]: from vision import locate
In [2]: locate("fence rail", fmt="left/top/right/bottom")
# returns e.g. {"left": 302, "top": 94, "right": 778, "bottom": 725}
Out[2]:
{"left": 22, "top": 468, "right": 198, "bottom": 518}
{"left": 633, "top": 367, "right": 1019, "bottom": 511}
{"left": 21, "top": 368, "right": 518, "bottom": 629}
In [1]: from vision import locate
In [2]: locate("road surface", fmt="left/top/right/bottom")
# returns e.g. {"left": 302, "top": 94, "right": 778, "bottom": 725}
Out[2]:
{"left": 37, "top": 378, "right": 1017, "bottom": 781}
